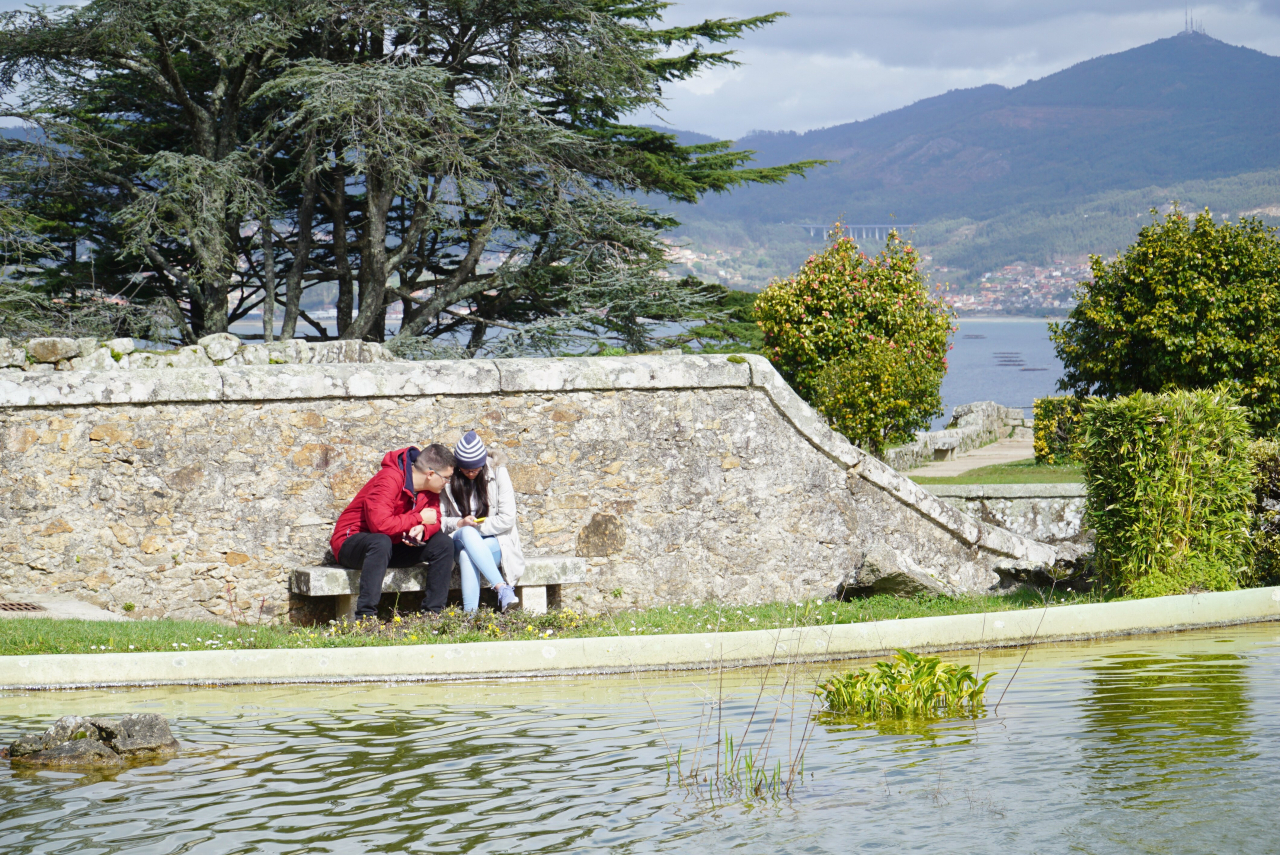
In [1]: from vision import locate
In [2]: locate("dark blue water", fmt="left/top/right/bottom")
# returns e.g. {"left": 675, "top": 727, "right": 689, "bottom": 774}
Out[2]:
{"left": 934, "top": 319, "right": 1065, "bottom": 428}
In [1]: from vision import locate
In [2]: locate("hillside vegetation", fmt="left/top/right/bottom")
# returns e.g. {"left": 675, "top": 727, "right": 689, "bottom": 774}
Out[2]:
{"left": 660, "top": 32, "right": 1280, "bottom": 287}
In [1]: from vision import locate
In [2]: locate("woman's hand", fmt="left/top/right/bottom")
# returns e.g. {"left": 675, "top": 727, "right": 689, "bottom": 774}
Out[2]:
{"left": 459, "top": 515, "right": 478, "bottom": 528}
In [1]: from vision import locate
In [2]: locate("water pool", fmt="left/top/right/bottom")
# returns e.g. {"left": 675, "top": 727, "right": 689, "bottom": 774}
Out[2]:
{"left": 2, "top": 624, "right": 1278, "bottom": 853}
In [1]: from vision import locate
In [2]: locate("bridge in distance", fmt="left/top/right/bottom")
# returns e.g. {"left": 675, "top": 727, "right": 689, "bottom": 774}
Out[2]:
{"left": 795, "top": 224, "right": 917, "bottom": 244}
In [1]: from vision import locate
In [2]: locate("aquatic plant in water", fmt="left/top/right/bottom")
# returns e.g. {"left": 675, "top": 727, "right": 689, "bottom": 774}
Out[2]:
{"left": 816, "top": 650, "right": 995, "bottom": 718}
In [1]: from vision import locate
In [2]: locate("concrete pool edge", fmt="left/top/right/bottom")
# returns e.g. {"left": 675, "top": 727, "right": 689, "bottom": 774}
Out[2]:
{"left": 3, "top": 586, "right": 1279, "bottom": 689}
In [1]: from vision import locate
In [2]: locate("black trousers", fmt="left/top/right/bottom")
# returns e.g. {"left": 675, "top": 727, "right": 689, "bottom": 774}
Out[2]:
{"left": 337, "top": 530, "right": 454, "bottom": 617}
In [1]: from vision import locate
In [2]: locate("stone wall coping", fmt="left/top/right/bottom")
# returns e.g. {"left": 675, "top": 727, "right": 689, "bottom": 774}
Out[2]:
{"left": 923, "top": 483, "right": 1087, "bottom": 499}
{"left": 2, "top": 586, "right": 1277, "bottom": 689}
{"left": 0, "top": 354, "right": 757, "bottom": 407}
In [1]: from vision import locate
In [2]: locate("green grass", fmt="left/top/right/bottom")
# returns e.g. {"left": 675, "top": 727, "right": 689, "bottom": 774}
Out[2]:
{"left": 912, "top": 458, "right": 1084, "bottom": 485}
{"left": 0, "top": 589, "right": 1106, "bottom": 656}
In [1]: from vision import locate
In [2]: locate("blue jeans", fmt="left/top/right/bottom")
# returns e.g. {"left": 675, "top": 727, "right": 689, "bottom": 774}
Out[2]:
{"left": 453, "top": 526, "right": 505, "bottom": 612}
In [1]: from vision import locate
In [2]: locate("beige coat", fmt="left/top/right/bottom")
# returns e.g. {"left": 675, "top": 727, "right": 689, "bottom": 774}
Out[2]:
{"left": 439, "top": 449, "right": 527, "bottom": 585}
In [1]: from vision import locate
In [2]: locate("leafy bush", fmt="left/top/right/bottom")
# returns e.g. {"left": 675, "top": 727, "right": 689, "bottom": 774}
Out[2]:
{"left": 816, "top": 649, "right": 995, "bottom": 718}
{"left": 1033, "top": 396, "right": 1084, "bottom": 465}
{"left": 753, "top": 230, "right": 952, "bottom": 448}
{"left": 812, "top": 339, "right": 944, "bottom": 454}
{"left": 1080, "top": 387, "right": 1254, "bottom": 597}
{"left": 1053, "top": 208, "right": 1280, "bottom": 433}
{"left": 1247, "top": 439, "right": 1280, "bottom": 588}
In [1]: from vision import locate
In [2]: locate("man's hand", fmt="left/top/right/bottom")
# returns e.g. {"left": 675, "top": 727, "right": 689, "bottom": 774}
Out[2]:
{"left": 402, "top": 525, "right": 425, "bottom": 546}
{"left": 459, "top": 515, "right": 478, "bottom": 528}
{"left": 420, "top": 508, "right": 438, "bottom": 526}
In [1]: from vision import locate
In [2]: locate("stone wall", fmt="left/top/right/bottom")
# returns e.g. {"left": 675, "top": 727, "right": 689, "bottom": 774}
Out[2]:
{"left": 0, "top": 355, "right": 1061, "bottom": 622}
{"left": 884, "top": 401, "right": 1032, "bottom": 471}
{"left": 0, "top": 334, "right": 394, "bottom": 374}
{"left": 924, "top": 484, "right": 1088, "bottom": 545}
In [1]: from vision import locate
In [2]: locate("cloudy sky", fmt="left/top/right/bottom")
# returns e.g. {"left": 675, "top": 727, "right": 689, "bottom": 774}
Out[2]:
{"left": 644, "top": 1, "right": 1280, "bottom": 138}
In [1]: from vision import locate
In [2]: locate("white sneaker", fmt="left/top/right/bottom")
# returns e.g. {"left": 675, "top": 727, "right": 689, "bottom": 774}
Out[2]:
{"left": 497, "top": 585, "right": 519, "bottom": 613}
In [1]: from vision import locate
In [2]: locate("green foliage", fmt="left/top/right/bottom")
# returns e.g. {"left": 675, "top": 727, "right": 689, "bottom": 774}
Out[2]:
{"left": 1246, "top": 439, "right": 1280, "bottom": 588}
{"left": 0, "top": 590, "right": 1105, "bottom": 655}
{"left": 816, "top": 650, "right": 995, "bottom": 719}
{"left": 0, "top": 280, "right": 169, "bottom": 341}
{"left": 1033, "top": 396, "right": 1085, "bottom": 465}
{"left": 1080, "top": 387, "right": 1254, "bottom": 597}
{"left": 666, "top": 280, "right": 763, "bottom": 353}
{"left": 753, "top": 231, "right": 952, "bottom": 450}
{"left": 0, "top": 0, "right": 817, "bottom": 350}
{"left": 812, "top": 338, "right": 943, "bottom": 455}
{"left": 1053, "top": 209, "right": 1280, "bottom": 432}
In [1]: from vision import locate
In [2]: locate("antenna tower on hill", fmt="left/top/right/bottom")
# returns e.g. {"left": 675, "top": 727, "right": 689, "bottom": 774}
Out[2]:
{"left": 1184, "top": 6, "right": 1206, "bottom": 34}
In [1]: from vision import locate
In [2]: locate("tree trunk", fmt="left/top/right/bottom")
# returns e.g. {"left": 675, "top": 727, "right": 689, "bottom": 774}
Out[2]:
{"left": 260, "top": 218, "right": 276, "bottom": 343}
{"left": 280, "top": 141, "right": 317, "bottom": 340}
{"left": 343, "top": 166, "right": 390, "bottom": 342}
{"left": 333, "top": 163, "right": 354, "bottom": 338}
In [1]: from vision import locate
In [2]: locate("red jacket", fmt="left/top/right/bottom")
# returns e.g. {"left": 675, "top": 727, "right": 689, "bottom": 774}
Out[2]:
{"left": 330, "top": 447, "right": 441, "bottom": 556}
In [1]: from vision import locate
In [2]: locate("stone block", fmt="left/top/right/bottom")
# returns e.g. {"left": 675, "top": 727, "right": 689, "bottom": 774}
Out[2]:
{"left": 266, "top": 340, "right": 311, "bottom": 364}
{"left": 0, "top": 338, "right": 25, "bottom": 368}
{"left": 26, "top": 337, "right": 79, "bottom": 363}
{"left": 80, "top": 348, "right": 119, "bottom": 372}
{"left": 576, "top": 513, "right": 625, "bottom": 557}
{"left": 239, "top": 344, "right": 270, "bottom": 365}
{"left": 106, "top": 338, "right": 136, "bottom": 356}
{"left": 198, "top": 333, "right": 242, "bottom": 362}
{"left": 843, "top": 542, "right": 954, "bottom": 597}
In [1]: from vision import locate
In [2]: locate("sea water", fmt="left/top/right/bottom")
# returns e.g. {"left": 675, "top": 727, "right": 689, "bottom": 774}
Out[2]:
{"left": 934, "top": 318, "right": 1065, "bottom": 428}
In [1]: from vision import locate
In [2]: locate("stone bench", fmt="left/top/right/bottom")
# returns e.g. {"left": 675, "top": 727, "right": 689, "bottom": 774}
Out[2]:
{"left": 290, "top": 555, "right": 586, "bottom": 621}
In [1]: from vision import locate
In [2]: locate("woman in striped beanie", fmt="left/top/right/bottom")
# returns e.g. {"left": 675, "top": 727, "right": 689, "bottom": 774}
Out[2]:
{"left": 440, "top": 430, "right": 526, "bottom": 612}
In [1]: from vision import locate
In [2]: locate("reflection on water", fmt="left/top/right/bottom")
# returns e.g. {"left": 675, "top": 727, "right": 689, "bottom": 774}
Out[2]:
{"left": 1081, "top": 652, "right": 1252, "bottom": 801}
{"left": 2, "top": 627, "right": 1280, "bottom": 853}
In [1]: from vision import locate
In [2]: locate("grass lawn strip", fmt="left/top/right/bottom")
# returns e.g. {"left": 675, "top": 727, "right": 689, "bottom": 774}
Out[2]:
{"left": 912, "top": 459, "right": 1084, "bottom": 485}
{"left": 0, "top": 589, "right": 1107, "bottom": 656}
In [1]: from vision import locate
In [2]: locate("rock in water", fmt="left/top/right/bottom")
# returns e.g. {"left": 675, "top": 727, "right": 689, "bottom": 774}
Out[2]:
{"left": 18, "top": 738, "right": 124, "bottom": 769}
{"left": 6, "top": 713, "right": 178, "bottom": 768}
{"left": 110, "top": 714, "right": 180, "bottom": 758}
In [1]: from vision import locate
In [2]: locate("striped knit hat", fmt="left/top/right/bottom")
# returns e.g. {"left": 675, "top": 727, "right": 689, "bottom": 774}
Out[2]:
{"left": 454, "top": 430, "right": 487, "bottom": 469}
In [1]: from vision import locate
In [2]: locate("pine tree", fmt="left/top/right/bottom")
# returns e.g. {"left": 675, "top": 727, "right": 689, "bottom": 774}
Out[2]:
{"left": 0, "top": 0, "right": 818, "bottom": 350}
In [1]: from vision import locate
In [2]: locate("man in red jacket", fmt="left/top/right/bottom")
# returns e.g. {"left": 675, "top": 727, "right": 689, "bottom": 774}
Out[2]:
{"left": 330, "top": 443, "right": 456, "bottom": 619}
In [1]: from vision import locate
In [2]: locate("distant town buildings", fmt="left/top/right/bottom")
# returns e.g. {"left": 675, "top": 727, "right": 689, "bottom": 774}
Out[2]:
{"left": 932, "top": 260, "right": 1088, "bottom": 317}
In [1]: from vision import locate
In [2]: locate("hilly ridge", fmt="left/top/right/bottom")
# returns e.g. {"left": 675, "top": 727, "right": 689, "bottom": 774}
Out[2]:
{"left": 664, "top": 31, "right": 1280, "bottom": 288}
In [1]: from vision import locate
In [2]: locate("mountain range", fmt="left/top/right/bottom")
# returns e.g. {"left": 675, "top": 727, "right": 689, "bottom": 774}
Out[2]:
{"left": 660, "top": 31, "right": 1280, "bottom": 288}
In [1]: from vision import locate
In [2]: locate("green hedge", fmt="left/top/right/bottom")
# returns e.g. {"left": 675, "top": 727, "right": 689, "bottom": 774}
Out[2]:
{"left": 1080, "top": 387, "right": 1254, "bottom": 597}
{"left": 1248, "top": 439, "right": 1280, "bottom": 588}
{"left": 1032, "top": 396, "right": 1083, "bottom": 465}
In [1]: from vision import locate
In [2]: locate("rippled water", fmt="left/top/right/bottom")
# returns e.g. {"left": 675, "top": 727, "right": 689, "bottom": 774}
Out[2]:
{"left": 3, "top": 624, "right": 1280, "bottom": 854}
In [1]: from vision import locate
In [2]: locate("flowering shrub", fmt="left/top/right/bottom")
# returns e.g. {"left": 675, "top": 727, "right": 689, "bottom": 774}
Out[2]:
{"left": 753, "top": 230, "right": 952, "bottom": 449}
{"left": 813, "top": 339, "right": 944, "bottom": 454}
{"left": 1053, "top": 208, "right": 1280, "bottom": 433}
